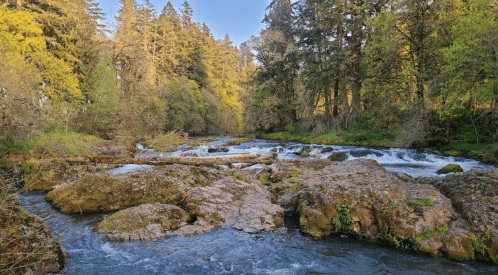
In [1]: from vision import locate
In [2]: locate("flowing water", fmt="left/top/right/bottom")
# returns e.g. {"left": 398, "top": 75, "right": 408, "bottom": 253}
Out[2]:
{"left": 17, "top": 137, "right": 498, "bottom": 274}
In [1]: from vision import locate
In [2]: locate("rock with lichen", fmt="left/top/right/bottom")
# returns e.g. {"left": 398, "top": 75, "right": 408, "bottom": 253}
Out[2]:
{"left": 96, "top": 203, "right": 188, "bottom": 241}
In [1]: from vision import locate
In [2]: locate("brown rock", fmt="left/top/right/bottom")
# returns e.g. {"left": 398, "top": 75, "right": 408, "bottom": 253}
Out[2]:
{"left": 96, "top": 203, "right": 188, "bottom": 241}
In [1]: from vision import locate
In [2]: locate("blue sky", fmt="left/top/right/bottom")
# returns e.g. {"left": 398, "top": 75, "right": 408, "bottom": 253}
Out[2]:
{"left": 97, "top": 0, "right": 270, "bottom": 45}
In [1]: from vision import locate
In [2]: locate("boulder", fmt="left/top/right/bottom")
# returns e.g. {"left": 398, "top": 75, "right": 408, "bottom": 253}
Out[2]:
{"left": 423, "top": 168, "right": 498, "bottom": 263}
{"left": 328, "top": 152, "right": 347, "bottom": 162}
{"left": 46, "top": 165, "right": 220, "bottom": 213}
{"left": 276, "top": 159, "right": 456, "bottom": 253}
{"left": 96, "top": 203, "right": 188, "bottom": 241}
{"left": 184, "top": 176, "right": 284, "bottom": 234}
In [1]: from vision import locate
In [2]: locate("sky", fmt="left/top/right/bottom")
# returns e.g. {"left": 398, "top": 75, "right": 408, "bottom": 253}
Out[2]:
{"left": 97, "top": 0, "right": 271, "bottom": 46}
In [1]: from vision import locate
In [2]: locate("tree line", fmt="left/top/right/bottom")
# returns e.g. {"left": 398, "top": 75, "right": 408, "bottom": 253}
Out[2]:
{"left": 247, "top": 0, "right": 498, "bottom": 147}
{"left": 1, "top": 0, "right": 497, "bottom": 150}
{"left": 0, "top": 0, "right": 253, "bottom": 143}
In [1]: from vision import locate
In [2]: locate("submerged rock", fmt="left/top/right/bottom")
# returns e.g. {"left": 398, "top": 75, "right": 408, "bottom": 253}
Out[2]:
{"left": 437, "top": 164, "right": 463, "bottom": 174}
{"left": 208, "top": 147, "right": 229, "bottom": 153}
{"left": 96, "top": 203, "right": 188, "bottom": 241}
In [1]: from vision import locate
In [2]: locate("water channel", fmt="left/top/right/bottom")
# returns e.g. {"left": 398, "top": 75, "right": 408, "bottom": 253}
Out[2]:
{"left": 17, "top": 137, "right": 498, "bottom": 274}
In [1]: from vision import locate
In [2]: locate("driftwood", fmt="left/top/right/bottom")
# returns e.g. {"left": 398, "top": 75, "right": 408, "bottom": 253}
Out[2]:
{"left": 2, "top": 153, "right": 305, "bottom": 167}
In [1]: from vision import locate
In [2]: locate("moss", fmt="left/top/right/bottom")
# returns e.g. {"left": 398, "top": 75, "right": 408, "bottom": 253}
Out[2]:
{"left": 437, "top": 223, "right": 449, "bottom": 233}
{"left": 259, "top": 174, "right": 269, "bottom": 185}
{"left": 443, "top": 150, "right": 461, "bottom": 157}
{"left": 415, "top": 198, "right": 433, "bottom": 207}
{"left": 291, "top": 169, "right": 304, "bottom": 176}
{"left": 437, "top": 164, "right": 463, "bottom": 174}
{"left": 292, "top": 182, "right": 308, "bottom": 192}
{"left": 189, "top": 137, "right": 218, "bottom": 146}
{"left": 226, "top": 138, "right": 252, "bottom": 146}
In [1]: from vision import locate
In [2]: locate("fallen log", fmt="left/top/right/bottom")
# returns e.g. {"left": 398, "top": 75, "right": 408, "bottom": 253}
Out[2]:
{"left": 1, "top": 153, "right": 305, "bottom": 166}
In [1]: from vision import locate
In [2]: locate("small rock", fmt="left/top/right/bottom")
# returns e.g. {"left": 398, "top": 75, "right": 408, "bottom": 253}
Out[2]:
{"left": 437, "top": 164, "right": 463, "bottom": 174}
{"left": 321, "top": 147, "right": 334, "bottom": 153}
{"left": 328, "top": 152, "right": 347, "bottom": 162}
{"left": 294, "top": 146, "right": 312, "bottom": 157}
{"left": 208, "top": 147, "right": 229, "bottom": 153}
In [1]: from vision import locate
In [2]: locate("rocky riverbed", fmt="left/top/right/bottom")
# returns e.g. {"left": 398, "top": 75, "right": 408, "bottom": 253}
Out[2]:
{"left": 32, "top": 154, "right": 498, "bottom": 265}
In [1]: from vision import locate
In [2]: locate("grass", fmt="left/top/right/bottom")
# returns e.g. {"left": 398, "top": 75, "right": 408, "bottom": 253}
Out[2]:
{"left": 0, "top": 131, "right": 103, "bottom": 156}
{"left": 142, "top": 132, "right": 189, "bottom": 152}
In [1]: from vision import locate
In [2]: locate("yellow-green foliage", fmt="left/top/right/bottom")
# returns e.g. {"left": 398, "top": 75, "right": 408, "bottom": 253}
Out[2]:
{"left": 32, "top": 132, "right": 102, "bottom": 155}
{"left": 0, "top": 6, "right": 81, "bottom": 102}
{"left": 143, "top": 132, "right": 188, "bottom": 152}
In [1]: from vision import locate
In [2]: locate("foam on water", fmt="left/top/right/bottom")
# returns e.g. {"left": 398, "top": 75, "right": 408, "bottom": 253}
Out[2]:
{"left": 133, "top": 138, "right": 492, "bottom": 178}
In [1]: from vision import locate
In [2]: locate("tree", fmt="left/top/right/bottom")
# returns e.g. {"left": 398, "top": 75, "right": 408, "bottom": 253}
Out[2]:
{"left": 81, "top": 53, "right": 118, "bottom": 134}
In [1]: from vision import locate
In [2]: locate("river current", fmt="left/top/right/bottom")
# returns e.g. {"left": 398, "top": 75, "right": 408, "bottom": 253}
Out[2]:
{"left": 17, "top": 137, "right": 498, "bottom": 274}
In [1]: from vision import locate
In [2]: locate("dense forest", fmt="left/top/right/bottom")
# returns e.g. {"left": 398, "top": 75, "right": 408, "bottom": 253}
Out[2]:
{"left": 0, "top": 0, "right": 497, "bottom": 161}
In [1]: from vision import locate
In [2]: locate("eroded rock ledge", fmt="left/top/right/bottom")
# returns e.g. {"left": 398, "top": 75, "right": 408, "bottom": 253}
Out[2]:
{"left": 44, "top": 158, "right": 498, "bottom": 264}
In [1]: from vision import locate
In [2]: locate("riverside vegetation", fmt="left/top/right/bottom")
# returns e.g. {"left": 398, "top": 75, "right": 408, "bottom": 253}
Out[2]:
{"left": 2, "top": 0, "right": 498, "bottom": 273}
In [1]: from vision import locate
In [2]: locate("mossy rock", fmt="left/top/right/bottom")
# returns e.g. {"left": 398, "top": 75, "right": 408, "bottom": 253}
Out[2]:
{"left": 328, "top": 152, "right": 347, "bottom": 162}
{"left": 96, "top": 203, "right": 188, "bottom": 241}
{"left": 294, "top": 146, "right": 312, "bottom": 157}
{"left": 444, "top": 233, "right": 476, "bottom": 261}
{"left": 23, "top": 159, "right": 72, "bottom": 191}
{"left": 437, "top": 164, "right": 463, "bottom": 174}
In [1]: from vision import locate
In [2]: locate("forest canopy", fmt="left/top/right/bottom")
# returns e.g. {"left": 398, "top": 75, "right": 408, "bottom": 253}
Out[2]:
{"left": 0, "top": 0, "right": 497, "bottom": 159}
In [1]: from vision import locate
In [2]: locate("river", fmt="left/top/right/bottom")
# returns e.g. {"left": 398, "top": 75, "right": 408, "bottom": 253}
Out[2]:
{"left": 17, "top": 137, "right": 498, "bottom": 274}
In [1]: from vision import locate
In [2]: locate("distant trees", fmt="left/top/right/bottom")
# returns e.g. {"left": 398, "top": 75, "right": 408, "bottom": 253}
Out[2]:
{"left": 247, "top": 0, "right": 498, "bottom": 144}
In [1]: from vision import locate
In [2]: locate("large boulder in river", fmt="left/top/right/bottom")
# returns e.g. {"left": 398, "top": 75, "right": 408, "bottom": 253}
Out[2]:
{"left": 268, "top": 159, "right": 480, "bottom": 261}
{"left": 421, "top": 168, "right": 498, "bottom": 263}
{"left": 46, "top": 165, "right": 219, "bottom": 213}
{"left": 96, "top": 203, "right": 188, "bottom": 241}
{"left": 183, "top": 176, "right": 284, "bottom": 234}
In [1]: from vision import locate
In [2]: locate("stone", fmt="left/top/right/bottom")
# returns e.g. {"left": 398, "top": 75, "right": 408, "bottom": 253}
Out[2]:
{"left": 321, "top": 147, "right": 334, "bottom": 153}
{"left": 437, "top": 164, "right": 463, "bottom": 174}
{"left": 328, "top": 152, "right": 347, "bottom": 162}
{"left": 208, "top": 147, "right": 229, "bottom": 153}
{"left": 294, "top": 146, "right": 312, "bottom": 157}
{"left": 96, "top": 203, "right": 188, "bottom": 242}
